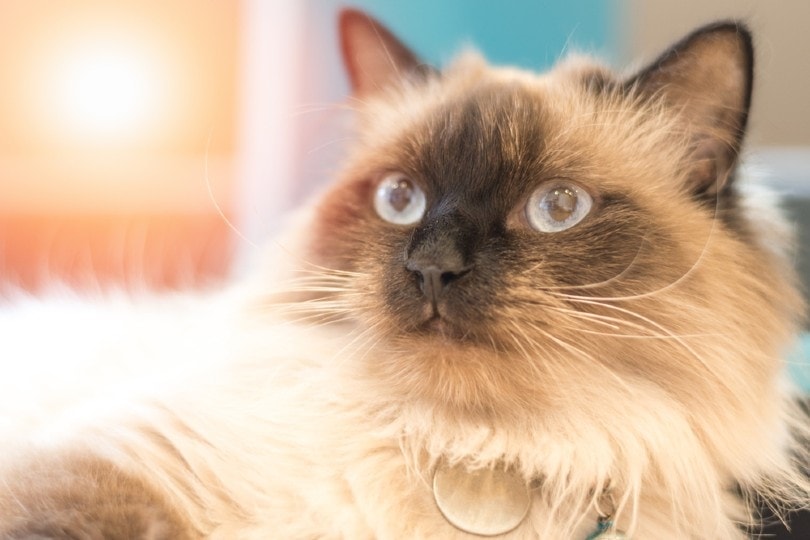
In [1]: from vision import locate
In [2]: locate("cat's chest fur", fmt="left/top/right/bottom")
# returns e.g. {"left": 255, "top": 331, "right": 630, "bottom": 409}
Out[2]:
{"left": 0, "top": 294, "right": 722, "bottom": 538}
{"left": 0, "top": 273, "right": 797, "bottom": 539}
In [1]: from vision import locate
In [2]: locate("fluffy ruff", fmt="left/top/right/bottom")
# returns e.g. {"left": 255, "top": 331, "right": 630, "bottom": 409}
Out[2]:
{"left": 1, "top": 244, "right": 807, "bottom": 540}
{"left": 2, "top": 16, "right": 810, "bottom": 540}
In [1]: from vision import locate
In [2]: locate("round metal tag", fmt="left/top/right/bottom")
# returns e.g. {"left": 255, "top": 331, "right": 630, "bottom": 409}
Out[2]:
{"left": 432, "top": 463, "right": 531, "bottom": 537}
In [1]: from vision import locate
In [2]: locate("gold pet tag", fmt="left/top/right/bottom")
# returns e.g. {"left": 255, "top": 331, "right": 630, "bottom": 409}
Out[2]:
{"left": 432, "top": 463, "right": 531, "bottom": 537}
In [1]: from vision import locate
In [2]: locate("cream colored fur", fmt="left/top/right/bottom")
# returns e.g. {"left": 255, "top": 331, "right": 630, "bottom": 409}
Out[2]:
{"left": 1, "top": 14, "right": 809, "bottom": 540}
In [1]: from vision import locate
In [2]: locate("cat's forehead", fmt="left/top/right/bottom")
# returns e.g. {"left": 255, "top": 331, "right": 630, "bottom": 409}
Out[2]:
{"left": 392, "top": 61, "right": 678, "bottom": 196}
{"left": 402, "top": 81, "right": 543, "bottom": 186}
{"left": 369, "top": 62, "right": 598, "bottom": 188}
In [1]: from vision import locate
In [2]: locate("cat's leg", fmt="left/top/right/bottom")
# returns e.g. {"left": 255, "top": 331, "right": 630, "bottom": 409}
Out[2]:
{"left": 0, "top": 448, "right": 197, "bottom": 540}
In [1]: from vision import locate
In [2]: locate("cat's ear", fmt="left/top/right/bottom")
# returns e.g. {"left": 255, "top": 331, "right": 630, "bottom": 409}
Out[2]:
{"left": 627, "top": 22, "right": 754, "bottom": 196}
{"left": 339, "top": 9, "right": 429, "bottom": 97}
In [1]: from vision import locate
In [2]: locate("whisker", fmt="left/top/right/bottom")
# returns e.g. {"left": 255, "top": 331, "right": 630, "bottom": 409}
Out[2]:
{"left": 293, "top": 265, "right": 368, "bottom": 279}
{"left": 551, "top": 307, "right": 714, "bottom": 340}
{"left": 204, "top": 127, "right": 259, "bottom": 250}
{"left": 307, "top": 137, "right": 355, "bottom": 156}
{"left": 555, "top": 295, "right": 733, "bottom": 389}
{"left": 533, "top": 233, "right": 648, "bottom": 292}
{"left": 500, "top": 321, "right": 567, "bottom": 397}
{"left": 330, "top": 318, "right": 386, "bottom": 368}
{"left": 548, "top": 180, "right": 722, "bottom": 304}
{"left": 278, "top": 312, "right": 356, "bottom": 327}
{"left": 525, "top": 322, "right": 638, "bottom": 395}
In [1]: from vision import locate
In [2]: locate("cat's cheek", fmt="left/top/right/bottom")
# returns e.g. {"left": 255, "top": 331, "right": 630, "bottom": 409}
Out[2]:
{"left": 379, "top": 263, "right": 426, "bottom": 324}
{"left": 307, "top": 184, "right": 377, "bottom": 270}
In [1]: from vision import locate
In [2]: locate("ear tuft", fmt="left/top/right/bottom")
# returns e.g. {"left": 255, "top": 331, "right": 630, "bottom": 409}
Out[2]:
{"left": 339, "top": 9, "right": 427, "bottom": 97}
{"left": 628, "top": 22, "right": 754, "bottom": 196}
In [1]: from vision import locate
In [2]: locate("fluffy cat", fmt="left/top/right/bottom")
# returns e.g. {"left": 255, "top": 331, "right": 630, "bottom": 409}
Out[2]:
{"left": 1, "top": 8, "right": 808, "bottom": 539}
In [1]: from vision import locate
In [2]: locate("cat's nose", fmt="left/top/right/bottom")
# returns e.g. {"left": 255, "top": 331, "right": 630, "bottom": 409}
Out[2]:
{"left": 405, "top": 259, "right": 471, "bottom": 304}
{"left": 404, "top": 208, "right": 476, "bottom": 304}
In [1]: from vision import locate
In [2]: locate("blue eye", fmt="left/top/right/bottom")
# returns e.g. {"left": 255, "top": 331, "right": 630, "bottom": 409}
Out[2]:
{"left": 526, "top": 182, "right": 593, "bottom": 233}
{"left": 373, "top": 173, "right": 426, "bottom": 226}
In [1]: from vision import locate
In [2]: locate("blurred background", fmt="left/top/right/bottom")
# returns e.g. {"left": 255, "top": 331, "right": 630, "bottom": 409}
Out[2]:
{"left": 1, "top": 0, "right": 807, "bottom": 289}
{"left": 0, "top": 2, "right": 807, "bottom": 534}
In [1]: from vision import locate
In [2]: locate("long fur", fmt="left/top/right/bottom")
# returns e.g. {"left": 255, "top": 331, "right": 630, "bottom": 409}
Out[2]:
{"left": 1, "top": 13, "right": 809, "bottom": 540}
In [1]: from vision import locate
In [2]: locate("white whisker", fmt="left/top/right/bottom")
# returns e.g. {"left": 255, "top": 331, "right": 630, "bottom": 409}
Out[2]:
{"left": 554, "top": 294, "right": 734, "bottom": 390}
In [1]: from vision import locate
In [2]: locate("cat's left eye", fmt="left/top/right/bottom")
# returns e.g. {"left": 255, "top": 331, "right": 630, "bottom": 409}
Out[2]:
{"left": 373, "top": 173, "right": 427, "bottom": 226}
{"left": 526, "top": 182, "right": 593, "bottom": 233}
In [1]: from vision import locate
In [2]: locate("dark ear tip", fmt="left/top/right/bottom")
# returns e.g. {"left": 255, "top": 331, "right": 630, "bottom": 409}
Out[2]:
{"left": 683, "top": 20, "right": 754, "bottom": 62}
{"left": 692, "top": 19, "right": 752, "bottom": 37}
{"left": 338, "top": 8, "right": 373, "bottom": 79}
{"left": 630, "top": 19, "right": 755, "bottom": 96}
{"left": 685, "top": 20, "right": 755, "bottom": 109}
{"left": 338, "top": 8, "right": 367, "bottom": 30}
{"left": 338, "top": 8, "right": 366, "bottom": 42}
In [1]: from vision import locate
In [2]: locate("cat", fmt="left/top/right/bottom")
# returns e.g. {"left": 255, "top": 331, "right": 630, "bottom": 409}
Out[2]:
{"left": 1, "top": 8, "right": 808, "bottom": 539}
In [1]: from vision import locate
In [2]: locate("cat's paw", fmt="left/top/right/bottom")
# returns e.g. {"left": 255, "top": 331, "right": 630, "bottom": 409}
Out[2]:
{"left": 0, "top": 450, "right": 196, "bottom": 540}
{"left": 2, "top": 505, "right": 179, "bottom": 540}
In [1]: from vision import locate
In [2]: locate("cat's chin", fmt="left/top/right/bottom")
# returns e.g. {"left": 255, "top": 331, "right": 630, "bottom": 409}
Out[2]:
{"left": 412, "top": 316, "right": 502, "bottom": 351}
{"left": 417, "top": 316, "right": 467, "bottom": 341}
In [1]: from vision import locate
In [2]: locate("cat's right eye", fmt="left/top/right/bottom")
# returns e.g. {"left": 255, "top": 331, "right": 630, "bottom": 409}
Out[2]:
{"left": 525, "top": 181, "right": 593, "bottom": 233}
{"left": 373, "top": 173, "right": 427, "bottom": 226}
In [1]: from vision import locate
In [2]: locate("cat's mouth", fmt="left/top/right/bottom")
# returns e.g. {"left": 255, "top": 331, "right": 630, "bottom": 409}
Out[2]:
{"left": 416, "top": 313, "right": 471, "bottom": 342}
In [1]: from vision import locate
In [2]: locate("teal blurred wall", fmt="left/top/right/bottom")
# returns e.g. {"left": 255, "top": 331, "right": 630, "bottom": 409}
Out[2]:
{"left": 338, "top": 1, "right": 620, "bottom": 69}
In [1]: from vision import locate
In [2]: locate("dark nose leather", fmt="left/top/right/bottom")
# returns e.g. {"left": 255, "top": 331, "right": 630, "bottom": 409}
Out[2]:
{"left": 405, "top": 258, "right": 470, "bottom": 305}
{"left": 405, "top": 209, "right": 476, "bottom": 305}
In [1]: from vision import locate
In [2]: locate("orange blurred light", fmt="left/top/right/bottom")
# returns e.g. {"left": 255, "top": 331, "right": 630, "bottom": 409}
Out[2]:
{"left": 36, "top": 28, "right": 172, "bottom": 147}
{"left": 0, "top": 1, "right": 240, "bottom": 289}
{"left": 1, "top": 1, "right": 237, "bottom": 156}
{"left": 54, "top": 41, "right": 162, "bottom": 139}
